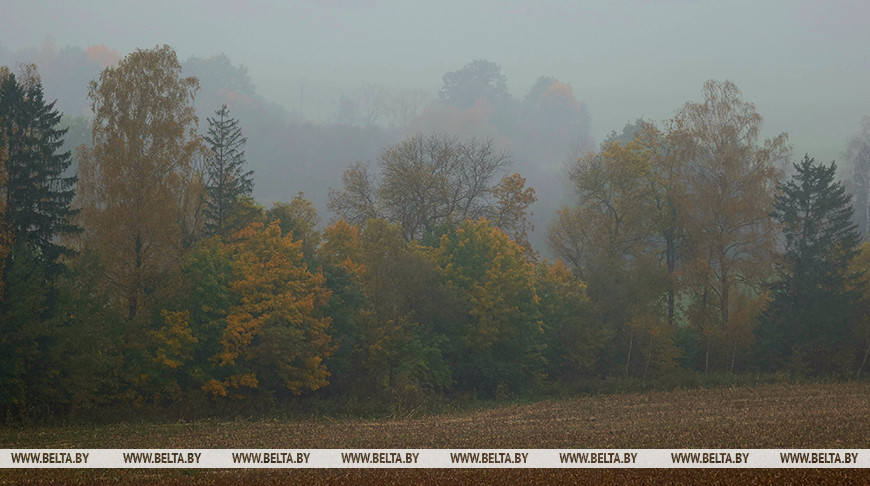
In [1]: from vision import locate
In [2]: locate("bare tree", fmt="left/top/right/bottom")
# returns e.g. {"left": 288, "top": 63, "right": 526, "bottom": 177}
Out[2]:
{"left": 330, "top": 134, "right": 534, "bottom": 243}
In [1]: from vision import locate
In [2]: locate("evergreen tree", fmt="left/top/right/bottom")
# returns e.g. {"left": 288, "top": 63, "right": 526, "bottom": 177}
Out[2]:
{"left": 203, "top": 104, "right": 253, "bottom": 236}
{"left": 758, "top": 155, "right": 862, "bottom": 374}
{"left": 0, "top": 67, "right": 78, "bottom": 275}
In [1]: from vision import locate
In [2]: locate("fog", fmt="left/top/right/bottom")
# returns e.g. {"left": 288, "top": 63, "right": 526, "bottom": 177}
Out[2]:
{"left": 2, "top": 0, "right": 869, "bottom": 252}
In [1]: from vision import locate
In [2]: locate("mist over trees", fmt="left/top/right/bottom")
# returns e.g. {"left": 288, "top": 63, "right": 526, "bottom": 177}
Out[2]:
{"left": 1, "top": 44, "right": 590, "bottom": 254}
{"left": 2, "top": 43, "right": 870, "bottom": 421}
{"left": 842, "top": 116, "right": 870, "bottom": 235}
{"left": 328, "top": 134, "right": 536, "bottom": 247}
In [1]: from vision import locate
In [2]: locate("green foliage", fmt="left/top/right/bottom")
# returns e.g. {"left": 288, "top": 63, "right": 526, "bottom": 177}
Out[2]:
{"left": 536, "top": 260, "right": 610, "bottom": 380}
{"left": 265, "top": 193, "right": 321, "bottom": 260}
{"left": 316, "top": 220, "right": 366, "bottom": 397}
{"left": 758, "top": 155, "right": 863, "bottom": 374}
{"left": 439, "top": 59, "right": 510, "bottom": 110}
{"left": 353, "top": 219, "right": 454, "bottom": 400}
{"left": 436, "top": 219, "right": 543, "bottom": 395}
{"left": 51, "top": 251, "right": 125, "bottom": 414}
{"left": 0, "top": 66, "right": 79, "bottom": 275}
{"left": 203, "top": 104, "right": 254, "bottom": 237}
{"left": 6, "top": 59, "right": 870, "bottom": 422}
{"left": 0, "top": 67, "right": 83, "bottom": 416}
{"left": 0, "top": 242, "right": 51, "bottom": 419}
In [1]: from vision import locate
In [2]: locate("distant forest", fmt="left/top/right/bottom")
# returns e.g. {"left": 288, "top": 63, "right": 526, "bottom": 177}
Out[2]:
{"left": 1, "top": 44, "right": 870, "bottom": 421}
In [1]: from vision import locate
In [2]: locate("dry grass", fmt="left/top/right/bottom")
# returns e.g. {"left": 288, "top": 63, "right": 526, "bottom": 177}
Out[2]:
{"left": 2, "top": 382, "right": 870, "bottom": 484}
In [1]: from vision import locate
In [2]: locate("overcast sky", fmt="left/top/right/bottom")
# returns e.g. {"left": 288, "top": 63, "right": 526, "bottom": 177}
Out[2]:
{"left": 3, "top": 0, "right": 869, "bottom": 159}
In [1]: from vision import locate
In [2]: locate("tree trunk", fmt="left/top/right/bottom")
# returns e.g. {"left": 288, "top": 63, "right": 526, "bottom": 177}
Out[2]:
{"left": 857, "top": 337, "right": 870, "bottom": 379}
{"left": 128, "top": 233, "right": 143, "bottom": 320}
{"left": 644, "top": 338, "right": 653, "bottom": 380}
{"left": 729, "top": 338, "right": 737, "bottom": 375}
{"left": 705, "top": 334, "right": 711, "bottom": 375}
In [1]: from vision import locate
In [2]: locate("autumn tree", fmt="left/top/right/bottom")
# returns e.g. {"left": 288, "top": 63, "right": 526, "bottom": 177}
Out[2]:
{"left": 757, "top": 155, "right": 862, "bottom": 374}
{"left": 354, "top": 219, "right": 453, "bottom": 401}
{"left": 436, "top": 218, "right": 543, "bottom": 395}
{"left": 548, "top": 135, "right": 678, "bottom": 376}
{"left": 633, "top": 122, "right": 690, "bottom": 330}
{"left": 327, "top": 161, "right": 378, "bottom": 227}
{"left": 536, "top": 260, "right": 611, "bottom": 381}
{"left": 317, "top": 218, "right": 454, "bottom": 404}
{"left": 203, "top": 104, "right": 253, "bottom": 237}
{"left": 490, "top": 173, "right": 536, "bottom": 253}
{"left": 77, "top": 45, "right": 205, "bottom": 320}
{"left": 265, "top": 192, "right": 321, "bottom": 260}
{"left": 329, "top": 134, "right": 535, "bottom": 244}
{"left": 377, "top": 135, "right": 506, "bottom": 241}
{"left": 522, "top": 77, "right": 593, "bottom": 154}
{"left": 675, "top": 80, "right": 788, "bottom": 373}
{"left": 207, "top": 221, "right": 333, "bottom": 399}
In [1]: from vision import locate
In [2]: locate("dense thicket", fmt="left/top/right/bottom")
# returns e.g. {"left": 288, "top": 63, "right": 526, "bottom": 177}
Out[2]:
{"left": 1, "top": 47, "right": 870, "bottom": 421}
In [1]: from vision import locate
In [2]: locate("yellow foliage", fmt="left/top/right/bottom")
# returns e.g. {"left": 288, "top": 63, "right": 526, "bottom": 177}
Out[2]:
{"left": 319, "top": 219, "right": 366, "bottom": 277}
{"left": 77, "top": 45, "right": 205, "bottom": 320}
{"left": 217, "top": 221, "right": 333, "bottom": 395}
{"left": 438, "top": 219, "right": 538, "bottom": 353}
{"left": 151, "top": 310, "right": 197, "bottom": 370}
{"left": 491, "top": 173, "right": 537, "bottom": 254}
{"left": 201, "top": 379, "right": 227, "bottom": 397}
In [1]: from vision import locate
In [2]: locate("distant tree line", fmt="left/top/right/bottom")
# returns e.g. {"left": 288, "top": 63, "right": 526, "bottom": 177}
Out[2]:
{"left": 2, "top": 46, "right": 870, "bottom": 421}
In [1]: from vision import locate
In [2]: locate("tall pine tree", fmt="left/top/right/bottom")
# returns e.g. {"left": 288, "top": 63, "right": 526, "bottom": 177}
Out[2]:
{"left": 0, "top": 66, "right": 79, "bottom": 418}
{"left": 0, "top": 66, "right": 78, "bottom": 275}
{"left": 203, "top": 104, "right": 253, "bottom": 237}
{"left": 758, "top": 155, "right": 862, "bottom": 374}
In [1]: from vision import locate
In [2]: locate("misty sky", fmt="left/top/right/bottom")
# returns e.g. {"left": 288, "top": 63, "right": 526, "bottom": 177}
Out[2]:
{"left": 3, "top": 0, "right": 870, "bottom": 160}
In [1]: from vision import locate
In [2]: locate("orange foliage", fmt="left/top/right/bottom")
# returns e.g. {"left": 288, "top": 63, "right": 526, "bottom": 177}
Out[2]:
{"left": 540, "top": 81, "right": 580, "bottom": 111}
{"left": 216, "top": 221, "right": 333, "bottom": 396}
{"left": 85, "top": 44, "right": 122, "bottom": 68}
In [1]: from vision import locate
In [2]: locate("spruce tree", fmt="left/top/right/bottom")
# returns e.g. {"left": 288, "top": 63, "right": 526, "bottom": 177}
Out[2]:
{"left": 0, "top": 67, "right": 79, "bottom": 276}
{"left": 758, "top": 155, "right": 862, "bottom": 373}
{"left": 0, "top": 67, "right": 79, "bottom": 418}
{"left": 203, "top": 104, "right": 253, "bottom": 236}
